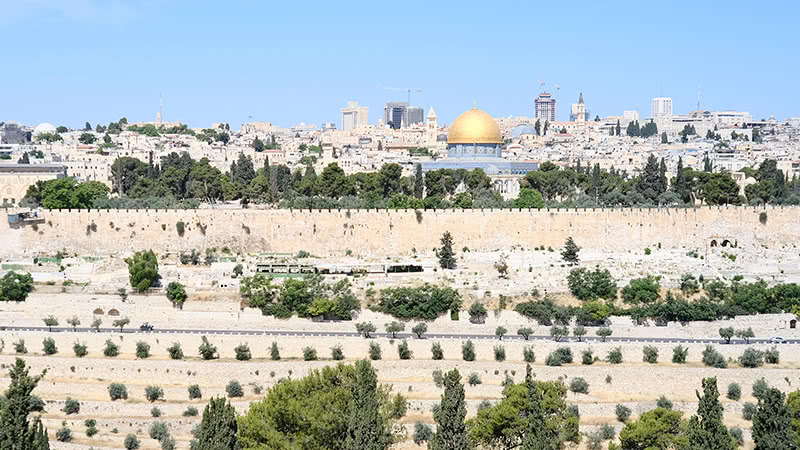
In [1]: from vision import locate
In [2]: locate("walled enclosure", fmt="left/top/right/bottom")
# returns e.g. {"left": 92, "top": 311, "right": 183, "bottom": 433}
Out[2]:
{"left": 1, "top": 206, "right": 795, "bottom": 258}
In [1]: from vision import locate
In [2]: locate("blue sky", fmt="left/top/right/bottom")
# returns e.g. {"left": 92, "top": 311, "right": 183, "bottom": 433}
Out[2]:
{"left": 2, "top": 0, "right": 798, "bottom": 129}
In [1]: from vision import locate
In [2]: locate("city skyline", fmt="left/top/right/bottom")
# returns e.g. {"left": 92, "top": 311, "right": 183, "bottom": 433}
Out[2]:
{"left": 1, "top": 0, "right": 799, "bottom": 129}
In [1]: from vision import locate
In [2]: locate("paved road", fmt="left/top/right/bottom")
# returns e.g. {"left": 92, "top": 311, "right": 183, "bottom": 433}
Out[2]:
{"left": 2, "top": 325, "right": 796, "bottom": 345}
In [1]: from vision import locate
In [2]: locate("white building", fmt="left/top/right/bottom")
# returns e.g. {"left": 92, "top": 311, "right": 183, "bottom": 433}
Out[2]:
{"left": 623, "top": 110, "right": 640, "bottom": 123}
{"left": 340, "top": 101, "right": 368, "bottom": 131}
{"left": 652, "top": 97, "right": 673, "bottom": 118}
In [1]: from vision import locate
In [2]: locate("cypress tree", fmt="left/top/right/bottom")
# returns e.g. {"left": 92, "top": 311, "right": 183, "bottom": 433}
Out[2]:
{"left": 414, "top": 163, "right": 424, "bottom": 199}
{"left": 430, "top": 369, "right": 469, "bottom": 450}
{"left": 615, "top": 120, "right": 621, "bottom": 136}
{"left": 534, "top": 119, "right": 541, "bottom": 136}
{"left": 193, "top": 397, "right": 238, "bottom": 450}
{"left": 438, "top": 232, "right": 456, "bottom": 270}
{"left": 686, "top": 377, "right": 736, "bottom": 450}
{"left": 0, "top": 358, "right": 50, "bottom": 450}
{"left": 344, "top": 360, "right": 390, "bottom": 450}
{"left": 673, "top": 157, "right": 689, "bottom": 203}
{"left": 752, "top": 387, "right": 798, "bottom": 449}
{"left": 658, "top": 157, "right": 668, "bottom": 194}
{"left": 521, "top": 364, "right": 561, "bottom": 450}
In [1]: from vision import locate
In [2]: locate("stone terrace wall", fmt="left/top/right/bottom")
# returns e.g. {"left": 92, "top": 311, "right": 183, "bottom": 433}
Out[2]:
{"left": 2, "top": 206, "right": 796, "bottom": 258}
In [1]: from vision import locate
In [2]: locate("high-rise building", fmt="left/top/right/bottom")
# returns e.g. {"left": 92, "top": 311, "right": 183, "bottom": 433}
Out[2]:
{"left": 569, "top": 93, "right": 588, "bottom": 122}
{"left": 407, "top": 106, "right": 424, "bottom": 126}
{"left": 535, "top": 92, "right": 556, "bottom": 122}
{"left": 340, "top": 101, "right": 368, "bottom": 131}
{"left": 651, "top": 97, "right": 673, "bottom": 117}
{"left": 383, "top": 102, "right": 408, "bottom": 129}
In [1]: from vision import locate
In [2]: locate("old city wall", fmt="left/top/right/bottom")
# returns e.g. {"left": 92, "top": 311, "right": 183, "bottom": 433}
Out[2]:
{"left": 2, "top": 206, "right": 798, "bottom": 258}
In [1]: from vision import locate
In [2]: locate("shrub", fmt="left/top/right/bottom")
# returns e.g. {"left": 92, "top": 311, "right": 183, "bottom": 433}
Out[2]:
{"left": 234, "top": 343, "right": 252, "bottom": 361}
{"left": 607, "top": 347, "right": 623, "bottom": 364}
{"left": 467, "top": 373, "right": 482, "bottom": 386}
{"left": 176, "top": 221, "right": 185, "bottom": 236}
{"left": 183, "top": 406, "right": 199, "bottom": 417}
{"left": 582, "top": 349, "right": 594, "bottom": 365}
{"left": 599, "top": 423, "right": 616, "bottom": 440}
{"left": 56, "top": 426, "right": 72, "bottom": 442}
{"left": 621, "top": 276, "right": 661, "bottom": 304}
{"left": 738, "top": 347, "right": 764, "bottom": 368}
{"left": 151, "top": 406, "right": 161, "bottom": 417}
{"left": 468, "top": 302, "right": 488, "bottom": 323}
{"left": 752, "top": 378, "right": 769, "bottom": 399}
{"left": 680, "top": 273, "right": 700, "bottom": 294}
{"left": 103, "top": 339, "right": 119, "bottom": 357}
{"left": 198, "top": 336, "right": 217, "bottom": 360}
{"left": 493, "top": 345, "right": 506, "bottom": 362}
{"left": 431, "top": 342, "right": 444, "bottom": 360}
{"left": 702, "top": 345, "right": 727, "bottom": 368}
{"left": 270, "top": 341, "right": 280, "bottom": 360}
{"left": 108, "top": 383, "right": 128, "bottom": 400}
{"left": 86, "top": 423, "right": 99, "bottom": 437}
{"left": 742, "top": 402, "right": 756, "bottom": 420}
{"left": 397, "top": 340, "right": 412, "bottom": 360}
{"left": 764, "top": 346, "right": 780, "bottom": 364}
{"left": 569, "top": 377, "right": 589, "bottom": 394}
{"left": 656, "top": 395, "right": 673, "bottom": 409}
{"left": 135, "top": 341, "right": 150, "bottom": 359}
{"left": 167, "top": 342, "right": 183, "bottom": 360}
{"left": 188, "top": 384, "right": 202, "bottom": 400}
{"left": 73, "top": 341, "right": 88, "bottom": 357}
{"left": 303, "top": 346, "right": 318, "bottom": 361}
{"left": 727, "top": 383, "right": 741, "bottom": 401}
{"left": 42, "top": 337, "right": 57, "bottom": 355}
{"left": 522, "top": 346, "right": 535, "bottom": 363}
{"left": 615, "top": 404, "right": 632, "bottom": 422}
{"left": 413, "top": 421, "right": 434, "bottom": 445}
{"left": 432, "top": 369, "right": 444, "bottom": 388}
{"left": 63, "top": 398, "right": 80, "bottom": 415}
{"left": 149, "top": 421, "right": 169, "bottom": 441}
{"left": 642, "top": 345, "right": 659, "bottom": 364}
{"left": 374, "top": 285, "right": 461, "bottom": 320}
{"left": 462, "top": 340, "right": 475, "bottom": 361}
{"left": 161, "top": 437, "right": 176, "bottom": 450}
{"left": 145, "top": 385, "right": 164, "bottom": 402}
{"left": 124, "top": 433, "right": 140, "bottom": 450}
{"left": 226, "top": 380, "right": 244, "bottom": 398}
{"left": 368, "top": 342, "right": 381, "bottom": 360}
{"left": 566, "top": 266, "right": 617, "bottom": 301}
{"left": 730, "top": 427, "right": 744, "bottom": 445}
{"left": 546, "top": 347, "right": 573, "bottom": 366}
{"left": 331, "top": 345, "right": 344, "bottom": 360}
{"left": 672, "top": 345, "right": 688, "bottom": 363}
{"left": 14, "top": 339, "right": 27, "bottom": 354}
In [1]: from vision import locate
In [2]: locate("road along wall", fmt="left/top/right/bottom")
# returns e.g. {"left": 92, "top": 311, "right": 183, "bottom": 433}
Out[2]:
{"left": 1, "top": 206, "right": 796, "bottom": 258}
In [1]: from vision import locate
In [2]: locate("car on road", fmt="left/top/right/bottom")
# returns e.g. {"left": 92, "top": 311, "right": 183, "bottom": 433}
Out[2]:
{"left": 139, "top": 323, "right": 154, "bottom": 331}
{"left": 769, "top": 336, "right": 785, "bottom": 344}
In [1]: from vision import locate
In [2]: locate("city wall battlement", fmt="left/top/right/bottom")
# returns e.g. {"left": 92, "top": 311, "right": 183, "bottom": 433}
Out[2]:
{"left": 2, "top": 206, "right": 797, "bottom": 258}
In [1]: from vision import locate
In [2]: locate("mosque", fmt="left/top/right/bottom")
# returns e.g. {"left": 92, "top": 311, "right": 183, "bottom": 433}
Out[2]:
{"left": 422, "top": 103, "right": 538, "bottom": 197}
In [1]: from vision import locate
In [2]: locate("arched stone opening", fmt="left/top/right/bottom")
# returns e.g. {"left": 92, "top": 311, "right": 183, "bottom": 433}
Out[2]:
{"left": 92, "top": 308, "right": 104, "bottom": 315}
{"left": 791, "top": 319, "right": 797, "bottom": 329}
{"left": 710, "top": 240, "right": 718, "bottom": 247}
{"left": 108, "top": 308, "right": 120, "bottom": 316}
{"left": 721, "top": 240, "right": 731, "bottom": 247}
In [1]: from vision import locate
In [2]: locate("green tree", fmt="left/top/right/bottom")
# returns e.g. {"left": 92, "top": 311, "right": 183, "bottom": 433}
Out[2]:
{"left": 560, "top": 237, "right": 580, "bottom": 264}
{"left": 515, "top": 188, "right": 545, "bottom": 208}
{"left": 414, "top": 163, "right": 424, "bottom": 199}
{"left": 719, "top": 327, "right": 734, "bottom": 344}
{"left": 344, "top": 360, "right": 392, "bottom": 450}
{"left": 125, "top": 250, "right": 159, "bottom": 292}
{"left": 617, "top": 407, "right": 687, "bottom": 449}
{"left": 0, "top": 359, "right": 51, "bottom": 450}
{"left": 687, "top": 377, "right": 736, "bottom": 450}
{"left": 166, "top": 282, "right": 187, "bottom": 308}
{"left": 191, "top": 397, "right": 238, "bottom": 450}
{"left": 521, "top": 364, "right": 570, "bottom": 449}
{"left": 430, "top": 369, "right": 469, "bottom": 450}
{"left": 752, "top": 387, "right": 798, "bottom": 449}
{"left": 438, "top": 231, "right": 456, "bottom": 269}
{"left": 385, "top": 321, "right": 404, "bottom": 339}
{"left": 0, "top": 272, "right": 34, "bottom": 302}
{"left": 252, "top": 136, "right": 265, "bottom": 152}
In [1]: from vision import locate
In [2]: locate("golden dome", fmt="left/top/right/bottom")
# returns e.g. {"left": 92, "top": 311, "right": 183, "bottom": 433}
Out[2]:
{"left": 447, "top": 104, "right": 502, "bottom": 145}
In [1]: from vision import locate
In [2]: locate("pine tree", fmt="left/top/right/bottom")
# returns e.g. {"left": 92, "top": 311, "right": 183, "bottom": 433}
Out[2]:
{"left": 521, "top": 364, "right": 561, "bottom": 450}
{"left": 430, "top": 369, "right": 469, "bottom": 450}
{"left": 0, "top": 358, "right": 51, "bottom": 450}
{"left": 534, "top": 119, "right": 541, "bottom": 136}
{"left": 344, "top": 360, "right": 390, "bottom": 450}
{"left": 252, "top": 136, "right": 265, "bottom": 152}
{"left": 637, "top": 154, "right": 662, "bottom": 202}
{"left": 686, "top": 378, "right": 736, "bottom": 450}
{"left": 752, "top": 388, "right": 798, "bottom": 449}
{"left": 438, "top": 232, "right": 456, "bottom": 270}
{"left": 615, "top": 120, "right": 621, "bottom": 136}
{"left": 193, "top": 397, "right": 238, "bottom": 450}
{"left": 414, "top": 163, "right": 424, "bottom": 199}
{"left": 560, "top": 237, "right": 580, "bottom": 264}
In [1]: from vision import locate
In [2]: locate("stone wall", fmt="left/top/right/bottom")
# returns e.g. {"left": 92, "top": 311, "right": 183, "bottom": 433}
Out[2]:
{"left": 1, "top": 206, "right": 795, "bottom": 258}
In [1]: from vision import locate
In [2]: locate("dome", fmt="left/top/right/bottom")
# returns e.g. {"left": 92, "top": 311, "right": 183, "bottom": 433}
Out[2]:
{"left": 511, "top": 124, "right": 536, "bottom": 138}
{"left": 33, "top": 123, "right": 57, "bottom": 136}
{"left": 447, "top": 105, "right": 502, "bottom": 145}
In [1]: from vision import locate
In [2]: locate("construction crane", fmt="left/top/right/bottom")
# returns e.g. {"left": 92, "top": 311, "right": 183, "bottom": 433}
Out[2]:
{"left": 536, "top": 80, "right": 545, "bottom": 94}
{"left": 380, "top": 85, "right": 423, "bottom": 105}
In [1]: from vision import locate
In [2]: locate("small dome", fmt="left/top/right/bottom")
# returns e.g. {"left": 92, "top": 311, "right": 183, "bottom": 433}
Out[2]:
{"left": 447, "top": 105, "right": 502, "bottom": 145}
{"left": 33, "top": 123, "right": 57, "bottom": 136}
{"left": 511, "top": 124, "right": 536, "bottom": 138}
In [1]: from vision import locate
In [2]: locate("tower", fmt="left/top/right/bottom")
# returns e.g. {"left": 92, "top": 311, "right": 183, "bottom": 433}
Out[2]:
{"left": 427, "top": 106, "right": 437, "bottom": 130}
{"left": 570, "top": 93, "right": 586, "bottom": 122}
{"left": 535, "top": 93, "right": 556, "bottom": 122}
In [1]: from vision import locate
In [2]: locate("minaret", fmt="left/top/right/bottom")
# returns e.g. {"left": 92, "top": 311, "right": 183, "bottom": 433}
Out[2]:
{"left": 156, "top": 93, "right": 163, "bottom": 123}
